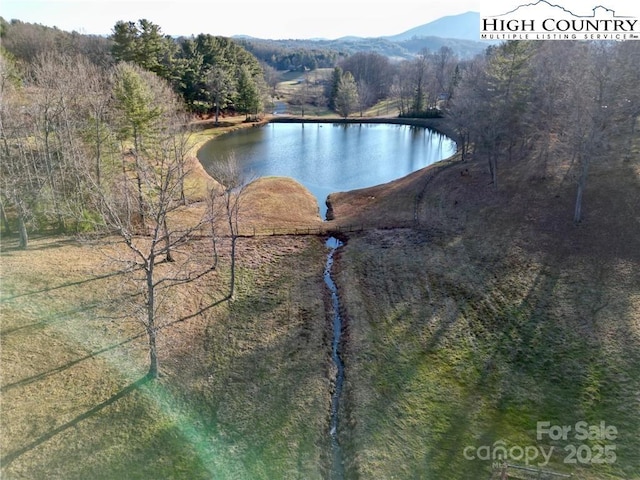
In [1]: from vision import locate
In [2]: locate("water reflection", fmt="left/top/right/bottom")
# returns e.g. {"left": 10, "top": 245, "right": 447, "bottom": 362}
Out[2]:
{"left": 198, "top": 122, "right": 456, "bottom": 219}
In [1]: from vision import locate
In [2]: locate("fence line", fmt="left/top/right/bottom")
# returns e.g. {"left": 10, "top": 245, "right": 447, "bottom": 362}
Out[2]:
{"left": 189, "top": 220, "right": 421, "bottom": 240}
{"left": 491, "top": 462, "right": 573, "bottom": 480}
{"left": 238, "top": 220, "right": 423, "bottom": 238}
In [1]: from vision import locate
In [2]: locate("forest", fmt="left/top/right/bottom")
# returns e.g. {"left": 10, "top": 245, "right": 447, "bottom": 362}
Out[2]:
{"left": 1, "top": 17, "right": 638, "bottom": 248}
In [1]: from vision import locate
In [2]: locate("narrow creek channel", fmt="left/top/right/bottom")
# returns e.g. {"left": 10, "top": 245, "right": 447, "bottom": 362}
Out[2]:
{"left": 324, "top": 236, "right": 345, "bottom": 479}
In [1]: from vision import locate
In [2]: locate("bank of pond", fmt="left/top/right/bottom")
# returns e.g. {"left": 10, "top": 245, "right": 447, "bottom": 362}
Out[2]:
{"left": 197, "top": 120, "right": 457, "bottom": 219}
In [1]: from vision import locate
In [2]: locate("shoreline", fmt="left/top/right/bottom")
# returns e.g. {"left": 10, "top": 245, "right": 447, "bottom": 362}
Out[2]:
{"left": 267, "top": 115, "right": 459, "bottom": 141}
{"left": 190, "top": 114, "right": 460, "bottom": 224}
{"left": 191, "top": 114, "right": 458, "bottom": 156}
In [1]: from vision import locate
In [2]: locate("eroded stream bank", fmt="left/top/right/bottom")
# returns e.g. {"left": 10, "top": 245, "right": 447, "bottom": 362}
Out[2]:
{"left": 324, "top": 236, "right": 345, "bottom": 479}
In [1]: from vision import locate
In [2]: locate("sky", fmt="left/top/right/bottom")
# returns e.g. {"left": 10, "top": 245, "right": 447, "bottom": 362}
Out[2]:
{"left": 1, "top": 0, "right": 637, "bottom": 39}
{"left": 0, "top": 0, "right": 485, "bottom": 39}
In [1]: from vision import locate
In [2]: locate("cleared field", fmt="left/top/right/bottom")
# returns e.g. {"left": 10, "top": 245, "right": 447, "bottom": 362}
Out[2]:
{"left": 2, "top": 116, "right": 638, "bottom": 479}
{"left": 329, "top": 136, "right": 640, "bottom": 479}
{"left": 1, "top": 233, "right": 333, "bottom": 479}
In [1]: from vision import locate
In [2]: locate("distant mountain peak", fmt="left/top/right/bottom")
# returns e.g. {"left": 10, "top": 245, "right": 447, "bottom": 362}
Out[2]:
{"left": 385, "top": 11, "right": 481, "bottom": 43}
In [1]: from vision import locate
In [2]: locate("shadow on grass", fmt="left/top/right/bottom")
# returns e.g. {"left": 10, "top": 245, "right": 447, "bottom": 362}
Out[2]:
{"left": 0, "top": 333, "right": 146, "bottom": 393}
{"left": 0, "top": 235, "right": 81, "bottom": 254}
{"left": 0, "top": 269, "right": 131, "bottom": 303}
{"left": 338, "top": 226, "right": 640, "bottom": 479}
{"left": 2, "top": 292, "right": 232, "bottom": 393}
{"left": 0, "top": 376, "right": 151, "bottom": 468}
{"left": 0, "top": 299, "right": 121, "bottom": 336}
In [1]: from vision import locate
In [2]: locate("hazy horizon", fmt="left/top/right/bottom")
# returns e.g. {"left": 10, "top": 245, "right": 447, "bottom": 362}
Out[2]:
{"left": 1, "top": 0, "right": 636, "bottom": 40}
{"left": 4, "top": 0, "right": 481, "bottom": 40}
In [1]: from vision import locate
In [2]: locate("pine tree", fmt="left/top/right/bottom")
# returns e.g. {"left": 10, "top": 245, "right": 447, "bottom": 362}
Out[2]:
{"left": 328, "top": 66, "right": 342, "bottom": 112}
{"left": 335, "top": 71, "right": 359, "bottom": 118}
{"left": 235, "top": 64, "right": 262, "bottom": 121}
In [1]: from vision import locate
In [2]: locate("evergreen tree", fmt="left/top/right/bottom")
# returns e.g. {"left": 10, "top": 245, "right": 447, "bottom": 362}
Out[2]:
{"left": 235, "top": 64, "right": 262, "bottom": 120}
{"left": 112, "top": 19, "right": 174, "bottom": 78}
{"left": 335, "top": 71, "right": 359, "bottom": 118}
{"left": 328, "top": 66, "right": 342, "bottom": 112}
{"left": 207, "top": 66, "right": 236, "bottom": 125}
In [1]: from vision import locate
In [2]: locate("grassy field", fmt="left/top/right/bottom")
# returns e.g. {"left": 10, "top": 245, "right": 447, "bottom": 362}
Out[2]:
{"left": 271, "top": 68, "right": 400, "bottom": 119}
{"left": 2, "top": 114, "right": 639, "bottom": 479}
{"left": 1, "top": 132, "right": 333, "bottom": 479}
{"left": 1, "top": 232, "right": 334, "bottom": 479}
{"left": 330, "top": 137, "right": 640, "bottom": 479}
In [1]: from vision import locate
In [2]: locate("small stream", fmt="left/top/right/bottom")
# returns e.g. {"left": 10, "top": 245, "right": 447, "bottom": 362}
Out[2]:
{"left": 324, "top": 236, "right": 345, "bottom": 479}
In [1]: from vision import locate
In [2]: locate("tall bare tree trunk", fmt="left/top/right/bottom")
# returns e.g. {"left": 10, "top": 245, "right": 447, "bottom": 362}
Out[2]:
{"left": 573, "top": 183, "right": 584, "bottom": 224}
{"left": 147, "top": 324, "right": 159, "bottom": 379}
{"left": 573, "top": 155, "right": 590, "bottom": 223}
{"left": 95, "top": 118, "right": 102, "bottom": 187}
{"left": 0, "top": 199, "right": 10, "bottom": 235}
{"left": 146, "top": 263, "right": 159, "bottom": 378}
{"left": 133, "top": 128, "right": 146, "bottom": 227}
{"left": 214, "top": 95, "right": 220, "bottom": 126}
{"left": 229, "top": 235, "right": 237, "bottom": 299}
{"left": 491, "top": 156, "right": 498, "bottom": 189}
{"left": 17, "top": 204, "right": 28, "bottom": 249}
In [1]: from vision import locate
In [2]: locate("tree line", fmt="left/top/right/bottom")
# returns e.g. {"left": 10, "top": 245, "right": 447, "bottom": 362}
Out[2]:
{"left": 111, "top": 20, "right": 266, "bottom": 117}
{"left": 320, "top": 48, "right": 460, "bottom": 118}
{"left": 0, "top": 47, "right": 247, "bottom": 377}
{"left": 449, "top": 41, "right": 639, "bottom": 222}
{"left": 326, "top": 42, "right": 638, "bottom": 222}
{"left": 1, "top": 18, "right": 269, "bottom": 118}
{"left": 237, "top": 39, "right": 341, "bottom": 71}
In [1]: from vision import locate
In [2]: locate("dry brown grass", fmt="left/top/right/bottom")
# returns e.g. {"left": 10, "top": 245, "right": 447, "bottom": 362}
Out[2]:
{"left": 240, "top": 177, "right": 322, "bottom": 229}
{"left": 327, "top": 134, "right": 640, "bottom": 479}
{"left": 1, "top": 229, "right": 333, "bottom": 478}
{"left": 2, "top": 114, "right": 638, "bottom": 479}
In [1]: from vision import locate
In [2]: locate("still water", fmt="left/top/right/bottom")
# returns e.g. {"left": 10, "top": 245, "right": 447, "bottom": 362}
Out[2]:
{"left": 198, "top": 122, "right": 456, "bottom": 219}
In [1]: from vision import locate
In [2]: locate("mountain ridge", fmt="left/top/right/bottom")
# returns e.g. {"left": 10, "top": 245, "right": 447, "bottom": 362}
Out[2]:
{"left": 233, "top": 11, "right": 483, "bottom": 43}
{"left": 385, "top": 11, "right": 481, "bottom": 42}
{"left": 236, "top": 12, "right": 488, "bottom": 61}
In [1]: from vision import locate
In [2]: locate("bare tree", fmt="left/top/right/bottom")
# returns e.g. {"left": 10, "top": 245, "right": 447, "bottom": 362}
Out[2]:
{"left": 94, "top": 122, "right": 218, "bottom": 378}
{"left": 340, "top": 52, "right": 393, "bottom": 104}
{"left": 356, "top": 80, "right": 375, "bottom": 117}
{"left": 260, "top": 62, "right": 279, "bottom": 97}
{"left": 75, "top": 57, "right": 114, "bottom": 187}
{"left": 1, "top": 52, "right": 96, "bottom": 246}
{"left": 0, "top": 100, "right": 44, "bottom": 249}
{"left": 524, "top": 42, "right": 575, "bottom": 174}
{"left": 450, "top": 42, "right": 534, "bottom": 188}
{"left": 30, "top": 54, "right": 104, "bottom": 229}
{"left": 93, "top": 67, "right": 226, "bottom": 379}
{"left": 432, "top": 47, "right": 458, "bottom": 105}
{"left": 292, "top": 73, "right": 313, "bottom": 117}
{"left": 207, "top": 154, "right": 249, "bottom": 299}
{"left": 563, "top": 43, "right": 616, "bottom": 223}
{"left": 611, "top": 42, "right": 640, "bottom": 161}
{"left": 2, "top": 58, "right": 33, "bottom": 245}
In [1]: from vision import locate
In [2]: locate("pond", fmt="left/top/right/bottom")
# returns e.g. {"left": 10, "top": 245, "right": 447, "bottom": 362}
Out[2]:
{"left": 197, "top": 122, "right": 456, "bottom": 219}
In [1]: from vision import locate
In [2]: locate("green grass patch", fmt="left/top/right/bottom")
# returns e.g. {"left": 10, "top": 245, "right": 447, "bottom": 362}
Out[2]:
{"left": 336, "top": 230, "right": 639, "bottom": 480}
